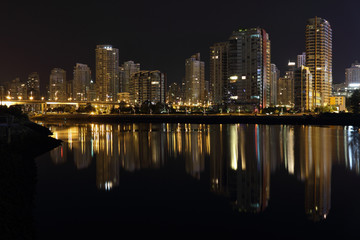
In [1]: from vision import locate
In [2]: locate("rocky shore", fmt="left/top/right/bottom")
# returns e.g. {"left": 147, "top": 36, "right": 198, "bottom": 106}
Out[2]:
{"left": 0, "top": 110, "right": 62, "bottom": 240}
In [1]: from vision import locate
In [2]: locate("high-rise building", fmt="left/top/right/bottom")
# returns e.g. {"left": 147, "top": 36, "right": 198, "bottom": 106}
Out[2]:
{"left": 167, "top": 82, "right": 182, "bottom": 104}
{"left": 270, "top": 64, "right": 280, "bottom": 106}
{"left": 294, "top": 66, "right": 313, "bottom": 111}
{"left": 130, "top": 70, "right": 166, "bottom": 105}
{"left": 49, "top": 68, "right": 67, "bottom": 101}
{"left": 345, "top": 61, "right": 360, "bottom": 87}
{"left": 95, "top": 45, "right": 119, "bottom": 101}
{"left": 277, "top": 73, "right": 293, "bottom": 106}
{"left": 73, "top": 63, "right": 91, "bottom": 101}
{"left": 277, "top": 62, "right": 296, "bottom": 107}
{"left": 6, "top": 77, "right": 27, "bottom": 100}
{"left": 306, "top": 17, "right": 332, "bottom": 107}
{"left": 297, "top": 52, "right": 306, "bottom": 68}
{"left": 66, "top": 80, "right": 73, "bottom": 100}
{"left": 121, "top": 61, "right": 140, "bottom": 93}
{"left": 210, "top": 42, "right": 228, "bottom": 105}
{"left": 88, "top": 80, "right": 97, "bottom": 101}
{"left": 228, "top": 28, "right": 271, "bottom": 110}
{"left": 184, "top": 53, "right": 206, "bottom": 105}
{"left": 119, "top": 66, "right": 125, "bottom": 93}
{"left": 27, "top": 72, "right": 40, "bottom": 100}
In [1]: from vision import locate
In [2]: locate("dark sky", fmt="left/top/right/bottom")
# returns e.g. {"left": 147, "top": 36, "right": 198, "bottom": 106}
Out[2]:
{"left": 0, "top": 0, "right": 357, "bottom": 92}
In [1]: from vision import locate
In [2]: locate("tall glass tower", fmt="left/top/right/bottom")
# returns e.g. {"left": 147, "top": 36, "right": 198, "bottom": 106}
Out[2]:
{"left": 305, "top": 17, "right": 332, "bottom": 107}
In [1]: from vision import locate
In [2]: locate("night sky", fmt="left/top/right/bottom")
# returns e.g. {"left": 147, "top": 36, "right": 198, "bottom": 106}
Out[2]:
{"left": 0, "top": 0, "right": 357, "bottom": 93}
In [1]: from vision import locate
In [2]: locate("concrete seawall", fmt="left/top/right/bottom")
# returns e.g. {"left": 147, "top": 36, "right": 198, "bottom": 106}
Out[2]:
{"left": 31, "top": 113, "right": 360, "bottom": 126}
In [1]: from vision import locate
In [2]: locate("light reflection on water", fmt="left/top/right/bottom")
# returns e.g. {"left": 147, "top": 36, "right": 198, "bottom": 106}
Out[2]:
{"left": 43, "top": 123, "right": 360, "bottom": 222}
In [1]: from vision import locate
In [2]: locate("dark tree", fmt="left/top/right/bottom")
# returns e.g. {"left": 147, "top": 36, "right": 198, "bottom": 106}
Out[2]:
{"left": 349, "top": 89, "right": 360, "bottom": 114}
{"left": 154, "top": 102, "right": 167, "bottom": 114}
{"left": 140, "top": 100, "right": 154, "bottom": 114}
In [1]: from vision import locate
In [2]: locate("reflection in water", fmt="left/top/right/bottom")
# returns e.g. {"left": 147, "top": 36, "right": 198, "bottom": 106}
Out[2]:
{"left": 223, "top": 124, "right": 270, "bottom": 213}
{"left": 47, "top": 123, "right": 360, "bottom": 221}
{"left": 302, "top": 127, "right": 332, "bottom": 221}
{"left": 0, "top": 150, "right": 36, "bottom": 239}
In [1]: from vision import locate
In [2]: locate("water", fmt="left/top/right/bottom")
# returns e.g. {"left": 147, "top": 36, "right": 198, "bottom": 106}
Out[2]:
{"left": 34, "top": 123, "right": 360, "bottom": 239}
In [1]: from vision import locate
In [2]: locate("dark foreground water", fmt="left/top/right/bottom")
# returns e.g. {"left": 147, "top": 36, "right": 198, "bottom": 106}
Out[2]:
{"left": 33, "top": 123, "right": 360, "bottom": 239}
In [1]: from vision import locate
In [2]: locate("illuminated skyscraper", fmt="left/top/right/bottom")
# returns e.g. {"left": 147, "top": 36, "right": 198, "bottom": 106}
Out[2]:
{"left": 345, "top": 61, "right": 360, "bottom": 88}
{"left": 184, "top": 53, "right": 206, "bottom": 105}
{"left": 210, "top": 42, "right": 229, "bottom": 105}
{"left": 95, "top": 45, "right": 119, "bottom": 101}
{"left": 130, "top": 70, "right": 166, "bottom": 105}
{"left": 306, "top": 17, "right": 332, "bottom": 107}
{"left": 228, "top": 28, "right": 271, "bottom": 110}
{"left": 26, "top": 72, "right": 40, "bottom": 100}
{"left": 49, "top": 68, "right": 66, "bottom": 101}
{"left": 73, "top": 63, "right": 91, "bottom": 101}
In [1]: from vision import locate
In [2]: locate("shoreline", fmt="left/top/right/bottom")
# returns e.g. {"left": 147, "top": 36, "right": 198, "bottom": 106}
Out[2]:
{"left": 30, "top": 113, "right": 360, "bottom": 126}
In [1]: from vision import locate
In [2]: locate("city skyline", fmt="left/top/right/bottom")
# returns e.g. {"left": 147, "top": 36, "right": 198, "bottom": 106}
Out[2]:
{"left": 0, "top": 0, "right": 359, "bottom": 92}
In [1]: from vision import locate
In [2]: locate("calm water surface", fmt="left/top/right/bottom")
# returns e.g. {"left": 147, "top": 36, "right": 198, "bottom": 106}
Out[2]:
{"left": 34, "top": 123, "right": 360, "bottom": 239}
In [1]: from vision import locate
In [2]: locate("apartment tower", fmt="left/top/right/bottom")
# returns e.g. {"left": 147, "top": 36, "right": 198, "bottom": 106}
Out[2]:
{"left": 95, "top": 45, "right": 119, "bottom": 101}
{"left": 49, "top": 68, "right": 67, "bottom": 101}
{"left": 27, "top": 72, "right": 40, "bottom": 100}
{"left": 228, "top": 28, "right": 271, "bottom": 109}
{"left": 184, "top": 53, "right": 206, "bottom": 105}
{"left": 130, "top": 70, "right": 166, "bottom": 105}
{"left": 305, "top": 17, "right": 332, "bottom": 107}
{"left": 73, "top": 63, "right": 91, "bottom": 101}
{"left": 210, "top": 42, "right": 229, "bottom": 105}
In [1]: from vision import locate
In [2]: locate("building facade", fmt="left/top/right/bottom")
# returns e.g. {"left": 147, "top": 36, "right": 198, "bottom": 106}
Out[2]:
{"left": 210, "top": 42, "right": 229, "bottom": 105}
{"left": 49, "top": 68, "right": 67, "bottom": 101}
{"left": 306, "top": 17, "right": 332, "bottom": 107}
{"left": 227, "top": 28, "right": 271, "bottom": 109}
{"left": 130, "top": 70, "right": 166, "bottom": 105}
{"left": 297, "top": 52, "right": 306, "bottom": 68}
{"left": 72, "top": 63, "right": 91, "bottom": 101}
{"left": 27, "top": 72, "right": 40, "bottom": 100}
{"left": 73, "top": 63, "right": 91, "bottom": 101}
{"left": 345, "top": 61, "right": 360, "bottom": 87}
{"left": 95, "top": 45, "right": 119, "bottom": 101}
{"left": 270, "top": 64, "right": 280, "bottom": 106}
{"left": 121, "top": 61, "right": 140, "bottom": 93}
{"left": 329, "top": 96, "right": 346, "bottom": 112}
{"left": 277, "top": 73, "right": 294, "bottom": 107}
{"left": 294, "top": 66, "right": 313, "bottom": 111}
{"left": 5, "top": 77, "right": 27, "bottom": 100}
{"left": 167, "top": 82, "right": 182, "bottom": 104}
{"left": 184, "top": 53, "right": 206, "bottom": 105}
